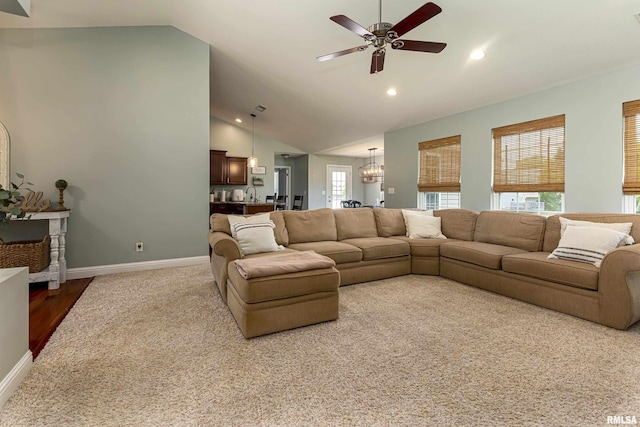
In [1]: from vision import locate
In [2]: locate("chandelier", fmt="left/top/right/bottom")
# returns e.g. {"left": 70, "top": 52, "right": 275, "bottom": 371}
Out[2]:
{"left": 358, "top": 148, "right": 384, "bottom": 179}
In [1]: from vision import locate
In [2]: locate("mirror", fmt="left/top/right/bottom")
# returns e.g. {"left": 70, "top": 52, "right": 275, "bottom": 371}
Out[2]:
{"left": 0, "top": 121, "right": 9, "bottom": 189}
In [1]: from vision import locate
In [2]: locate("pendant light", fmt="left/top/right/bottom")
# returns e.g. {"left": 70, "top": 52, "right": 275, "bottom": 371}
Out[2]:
{"left": 247, "top": 113, "right": 258, "bottom": 168}
{"left": 358, "top": 148, "right": 384, "bottom": 179}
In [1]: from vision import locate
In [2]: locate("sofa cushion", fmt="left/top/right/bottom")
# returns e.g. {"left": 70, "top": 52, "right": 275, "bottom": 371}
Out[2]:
{"left": 287, "top": 241, "right": 362, "bottom": 264}
{"left": 434, "top": 209, "right": 478, "bottom": 241}
{"left": 440, "top": 241, "right": 529, "bottom": 270}
{"left": 389, "top": 235, "right": 448, "bottom": 257}
{"left": 474, "top": 211, "right": 546, "bottom": 252}
{"left": 228, "top": 262, "right": 339, "bottom": 304}
{"left": 334, "top": 208, "right": 378, "bottom": 240}
{"left": 284, "top": 208, "right": 337, "bottom": 244}
{"left": 373, "top": 208, "right": 406, "bottom": 237}
{"left": 502, "top": 251, "right": 599, "bottom": 291}
{"left": 340, "top": 237, "right": 410, "bottom": 261}
{"left": 269, "top": 210, "right": 289, "bottom": 246}
{"left": 544, "top": 213, "right": 640, "bottom": 252}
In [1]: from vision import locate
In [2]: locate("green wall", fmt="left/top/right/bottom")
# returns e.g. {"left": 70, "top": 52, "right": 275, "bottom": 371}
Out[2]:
{"left": 385, "top": 63, "right": 640, "bottom": 212}
{"left": 0, "top": 26, "right": 210, "bottom": 268}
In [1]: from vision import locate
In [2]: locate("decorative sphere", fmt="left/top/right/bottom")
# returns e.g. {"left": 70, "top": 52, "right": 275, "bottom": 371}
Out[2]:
{"left": 55, "top": 179, "right": 68, "bottom": 190}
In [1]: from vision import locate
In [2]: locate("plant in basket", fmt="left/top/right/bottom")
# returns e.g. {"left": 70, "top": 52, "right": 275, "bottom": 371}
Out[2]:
{"left": 0, "top": 173, "right": 49, "bottom": 273}
{"left": 0, "top": 172, "right": 33, "bottom": 239}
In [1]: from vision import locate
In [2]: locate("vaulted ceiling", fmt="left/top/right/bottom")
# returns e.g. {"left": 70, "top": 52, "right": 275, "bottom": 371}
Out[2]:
{"left": 2, "top": 0, "right": 640, "bottom": 157}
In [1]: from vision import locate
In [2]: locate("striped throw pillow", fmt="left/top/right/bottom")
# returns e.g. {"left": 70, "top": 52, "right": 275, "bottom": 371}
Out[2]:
{"left": 548, "top": 225, "right": 629, "bottom": 267}
{"left": 232, "top": 220, "right": 284, "bottom": 256}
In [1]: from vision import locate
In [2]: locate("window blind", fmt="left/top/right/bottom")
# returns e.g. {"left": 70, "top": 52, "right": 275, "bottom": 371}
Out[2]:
{"left": 492, "top": 115, "right": 565, "bottom": 193}
{"left": 418, "top": 135, "right": 461, "bottom": 192}
{"left": 623, "top": 100, "right": 640, "bottom": 194}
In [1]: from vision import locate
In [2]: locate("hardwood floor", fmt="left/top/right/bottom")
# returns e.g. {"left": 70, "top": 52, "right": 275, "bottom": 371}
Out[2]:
{"left": 29, "top": 277, "right": 93, "bottom": 359}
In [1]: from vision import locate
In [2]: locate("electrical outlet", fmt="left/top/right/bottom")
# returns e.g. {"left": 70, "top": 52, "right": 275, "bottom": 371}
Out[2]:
{"left": 388, "top": 187, "right": 395, "bottom": 194}
{"left": 136, "top": 241, "right": 143, "bottom": 252}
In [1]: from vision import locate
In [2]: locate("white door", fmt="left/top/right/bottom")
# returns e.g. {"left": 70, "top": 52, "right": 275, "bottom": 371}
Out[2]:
{"left": 326, "top": 165, "right": 352, "bottom": 208}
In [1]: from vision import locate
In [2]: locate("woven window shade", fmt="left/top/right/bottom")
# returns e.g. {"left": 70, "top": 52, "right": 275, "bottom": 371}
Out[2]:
{"left": 492, "top": 115, "right": 565, "bottom": 193}
{"left": 418, "top": 135, "right": 461, "bottom": 192}
{"left": 623, "top": 100, "right": 640, "bottom": 194}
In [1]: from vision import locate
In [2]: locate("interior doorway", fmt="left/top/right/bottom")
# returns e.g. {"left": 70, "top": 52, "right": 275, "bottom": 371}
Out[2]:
{"left": 326, "top": 165, "right": 352, "bottom": 208}
{"left": 274, "top": 166, "right": 291, "bottom": 209}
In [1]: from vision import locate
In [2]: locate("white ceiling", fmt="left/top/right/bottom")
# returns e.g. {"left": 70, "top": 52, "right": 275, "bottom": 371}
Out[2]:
{"left": 2, "top": 0, "right": 640, "bottom": 158}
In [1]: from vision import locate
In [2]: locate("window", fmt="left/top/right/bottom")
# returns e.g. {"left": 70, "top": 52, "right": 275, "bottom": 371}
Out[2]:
{"left": 623, "top": 100, "right": 640, "bottom": 200}
{"left": 623, "top": 100, "right": 640, "bottom": 213}
{"left": 417, "top": 135, "right": 461, "bottom": 209}
{"left": 492, "top": 115, "right": 565, "bottom": 214}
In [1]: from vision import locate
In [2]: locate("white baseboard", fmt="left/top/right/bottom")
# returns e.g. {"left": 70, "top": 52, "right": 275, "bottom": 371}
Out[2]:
{"left": 0, "top": 351, "right": 32, "bottom": 409}
{"left": 66, "top": 256, "right": 210, "bottom": 280}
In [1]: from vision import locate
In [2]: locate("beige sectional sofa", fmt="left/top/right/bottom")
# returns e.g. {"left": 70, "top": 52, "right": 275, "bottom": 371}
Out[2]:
{"left": 208, "top": 208, "right": 640, "bottom": 332}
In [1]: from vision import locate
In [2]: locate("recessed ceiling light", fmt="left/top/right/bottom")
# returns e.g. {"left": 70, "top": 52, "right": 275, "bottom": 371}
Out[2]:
{"left": 470, "top": 49, "right": 485, "bottom": 60}
{"left": 387, "top": 88, "right": 397, "bottom": 96}
{"left": 235, "top": 118, "right": 242, "bottom": 123}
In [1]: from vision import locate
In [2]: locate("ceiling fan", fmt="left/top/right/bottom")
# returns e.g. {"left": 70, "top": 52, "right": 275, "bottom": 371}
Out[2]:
{"left": 317, "top": 1, "right": 446, "bottom": 74}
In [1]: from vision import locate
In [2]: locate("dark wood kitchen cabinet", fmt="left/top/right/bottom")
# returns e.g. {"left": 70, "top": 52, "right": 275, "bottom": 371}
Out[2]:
{"left": 210, "top": 150, "right": 248, "bottom": 185}
{"left": 227, "top": 157, "right": 248, "bottom": 185}
{"left": 210, "top": 150, "right": 228, "bottom": 185}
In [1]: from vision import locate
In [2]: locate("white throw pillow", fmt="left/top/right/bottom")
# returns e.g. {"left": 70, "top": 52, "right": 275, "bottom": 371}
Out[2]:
{"left": 227, "top": 213, "right": 271, "bottom": 239}
{"left": 231, "top": 220, "right": 284, "bottom": 256}
{"left": 404, "top": 213, "right": 446, "bottom": 239}
{"left": 548, "top": 225, "right": 629, "bottom": 267}
{"left": 401, "top": 209, "right": 434, "bottom": 237}
{"left": 559, "top": 217, "right": 634, "bottom": 245}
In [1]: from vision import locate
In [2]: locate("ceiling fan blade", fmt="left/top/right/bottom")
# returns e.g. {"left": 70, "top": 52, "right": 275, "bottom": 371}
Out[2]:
{"left": 391, "top": 40, "right": 446, "bottom": 53}
{"left": 330, "top": 15, "right": 374, "bottom": 38}
{"left": 389, "top": 2, "right": 442, "bottom": 38}
{"left": 370, "top": 49, "right": 386, "bottom": 74}
{"left": 317, "top": 45, "right": 369, "bottom": 62}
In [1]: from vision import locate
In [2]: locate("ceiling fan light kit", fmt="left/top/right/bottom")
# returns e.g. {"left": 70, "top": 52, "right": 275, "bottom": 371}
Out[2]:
{"left": 317, "top": 1, "right": 446, "bottom": 74}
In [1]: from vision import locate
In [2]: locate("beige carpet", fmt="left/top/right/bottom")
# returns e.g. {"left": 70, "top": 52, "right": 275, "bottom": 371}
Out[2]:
{"left": 1, "top": 264, "right": 639, "bottom": 426}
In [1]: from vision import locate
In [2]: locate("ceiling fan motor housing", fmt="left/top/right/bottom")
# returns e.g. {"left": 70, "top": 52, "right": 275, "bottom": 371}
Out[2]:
{"left": 368, "top": 22, "right": 394, "bottom": 46}
{"left": 367, "top": 22, "right": 393, "bottom": 36}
